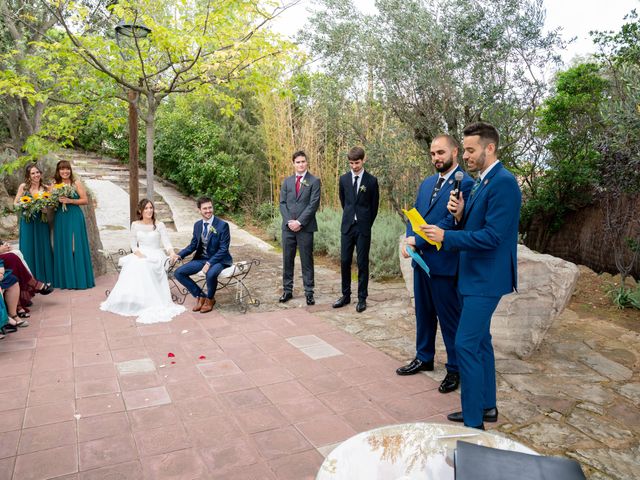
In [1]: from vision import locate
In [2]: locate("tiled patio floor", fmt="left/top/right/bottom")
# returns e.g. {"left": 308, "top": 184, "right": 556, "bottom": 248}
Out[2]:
{"left": 0, "top": 274, "right": 460, "bottom": 480}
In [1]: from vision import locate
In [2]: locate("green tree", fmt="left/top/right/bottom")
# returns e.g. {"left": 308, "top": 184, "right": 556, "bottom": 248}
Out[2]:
{"left": 47, "top": 0, "right": 297, "bottom": 200}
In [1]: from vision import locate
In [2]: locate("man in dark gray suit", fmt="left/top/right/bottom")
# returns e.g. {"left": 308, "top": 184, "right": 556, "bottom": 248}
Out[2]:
{"left": 279, "top": 150, "right": 322, "bottom": 305}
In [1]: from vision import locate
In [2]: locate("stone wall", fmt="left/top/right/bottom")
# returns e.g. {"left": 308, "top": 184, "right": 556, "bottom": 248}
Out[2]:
{"left": 524, "top": 195, "right": 640, "bottom": 279}
{"left": 399, "top": 241, "right": 580, "bottom": 358}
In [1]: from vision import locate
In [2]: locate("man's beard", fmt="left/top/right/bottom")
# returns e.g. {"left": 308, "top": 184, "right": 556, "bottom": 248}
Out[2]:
{"left": 435, "top": 156, "right": 454, "bottom": 173}
{"left": 470, "top": 150, "right": 486, "bottom": 172}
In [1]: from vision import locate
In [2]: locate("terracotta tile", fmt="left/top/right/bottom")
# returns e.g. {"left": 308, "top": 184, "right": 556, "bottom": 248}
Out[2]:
{"left": 78, "top": 433, "right": 138, "bottom": 471}
{"left": 0, "top": 408, "right": 24, "bottom": 433}
{"left": 78, "top": 460, "right": 143, "bottom": 480}
{"left": 13, "top": 444, "right": 78, "bottom": 480}
{"left": 197, "top": 437, "right": 260, "bottom": 475}
{"left": 183, "top": 415, "right": 242, "bottom": 447}
{"left": 317, "top": 387, "right": 374, "bottom": 414}
{"left": 378, "top": 393, "right": 443, "bottom": 422}
{"left": 294, "top": 414, "right": 357, "bottom": 447}
{"left": 111, "top": 347, "right": 151, "bottom": 363}
{"left": 157, "top": 365, "right": 202, "bottom": 384}
{"left": 0, "top": 457, "right": 14, "bottom": 480}
{"left": 18, "top": 420, "right": 76, "bottom": 455}
{"left": 32, "top": 355, "right": 73, "bottom": 372}
{"left": 76, "top": 377, "right": 121, "bottom": 398}
{"left": 260, "top": 380, "right": 313, "bottom": 404}
{"left": 219, "top": 343, "right": 264, "bottom": 360}
{"left": 251, "top": 426, "right": 312, "bottom": 459}
{"left": 358, "top": 379, "right": 406, "bottom": 402}
{"left": 209, "top": 462, "right": 276, "bottom": 480}
{"left": 270, "top": 352, "right": 330, "bottom": 378}
{"left": 220, "top": 388, "right": 270, "bottom": 409}
{"left": 76, "top": 393, "right": 125, "bottom": 418}
{"left": 106, "top": 335, "right": 145, "bottom": 351}
{"left": 337, "top": 366, "right": 389, "bottom": 386}
{"left": 206, "top": 373, "right": 255, "bottom": 393}
{"left": 276, "top": 397, "right": 333, "bottom": 423}
{"left": 244, "top": 329, "right": 282, "bottom": 343}
{"left": 298, "top": 373, "right": 349, "bottom": 395}
{"left": 165, "top": 379, "right": 212, "bottom": 402}
{"left": 137, "top": 324, "right": 171, "bottom": 336}
{"left": 122, "top": 386, "right": 171, "bottom": 411}
{"left": 174, "top": 396, "right": 225, "bottom": 421}
{"left": 0, "top": 361, "right": 31, "bottom": 377}
{"left": 340, "top": 407, "right": 396, "bottom": 432}
{"left": 73, "top": 350, "right": 113, "bottom": 367}
{"left": 77, "top": 412, "right": 131, "bottom": 443}
{"left": 244, "top": 366, "right": 294, "bottom": 387}
{"left": 317, "top": 354, "right": 363, "bottom": 372}
{"left": 37, "top": 326, "right": 72, "bottom": 337}
{"left": 72, "top": 339, "right": 109, "bottom": 353}
{"left": 140, "top": 448, "right": 207, "bottom": 480}
{"left": 30, "top": 368, "right": 74, "bottom": 389}
{"left": 133, "top": 423, "right": 191, "bottom": 456}
{"left": 0, "top": 374, "right": 30, "bottom": 394}
{"left": 268, "top": 449, "right": 324, "bottom": 480}
{"left": 24, "top": 401, "right": 75, "bottom": 428}
{"left": 0, "top": 389, "right": 28, "bottom": 412}
{"left": 127, "top": 404, "right": 180, "bottom": 432}
{"left": 0, "top": 429, "right": 19, "bottom": 459}
{"left": 119, "top": 373, "right": 163, "bottom": 392}
{"left": 232, "top": 404, "right": 289, "bottom": 434}
{"left": 27, "top": 383, "right": 75, "bottom": 407}
{"left": 196, "top": 359, "right": 242, "bottom": 378}
{"left": 233, "top": 353, "right": 279, "bottom": 372}
{"left": 74, "top": 364, "right": 118, "bottom": 382}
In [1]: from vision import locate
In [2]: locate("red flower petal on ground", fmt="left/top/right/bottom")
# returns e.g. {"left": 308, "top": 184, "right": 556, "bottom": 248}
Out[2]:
{"left": 199, "top": 355, "right": 206, "bottom": 360}
{"left": 167, "top": 352, "right": 175, "bottom": 357}
{"left": 171, "top": 361, "right": 176, "bottom": 364}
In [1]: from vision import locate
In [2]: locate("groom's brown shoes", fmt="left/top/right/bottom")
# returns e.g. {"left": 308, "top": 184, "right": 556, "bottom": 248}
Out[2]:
{"left": 192, "top": 297, "right": 205, "bottom": 312}
{"left": 200, "top": 297, "right": 216, "bottom": 313}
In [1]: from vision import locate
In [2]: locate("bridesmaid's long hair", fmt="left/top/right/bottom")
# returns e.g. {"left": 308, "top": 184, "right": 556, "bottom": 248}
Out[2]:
{"left": 54, "top": 160, "right": 76, "bottom": 183}
{"left": 137, "top": 198, "right": 157, "bottom": 230}
{"left": 24, "top": 163, "right": 43, "bottom": 191}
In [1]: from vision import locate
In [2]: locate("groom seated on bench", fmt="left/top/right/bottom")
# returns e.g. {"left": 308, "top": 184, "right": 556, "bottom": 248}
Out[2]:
{"left": 173, "top": 196, "right": 233, "bottom": 313}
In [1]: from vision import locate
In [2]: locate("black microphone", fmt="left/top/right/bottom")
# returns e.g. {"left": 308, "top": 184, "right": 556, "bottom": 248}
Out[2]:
{"left": 453, "top": 171, "right": 464, "bottom": 199}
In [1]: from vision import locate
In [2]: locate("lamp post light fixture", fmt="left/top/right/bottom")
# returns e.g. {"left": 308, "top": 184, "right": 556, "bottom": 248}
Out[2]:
{"left": 114, "top": 19, "right": 151, "bottom": 222}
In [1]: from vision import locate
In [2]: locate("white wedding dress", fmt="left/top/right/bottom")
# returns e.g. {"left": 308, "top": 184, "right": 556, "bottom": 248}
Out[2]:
{"left": 100, "top": 221, "right": 185, "bottom": 324}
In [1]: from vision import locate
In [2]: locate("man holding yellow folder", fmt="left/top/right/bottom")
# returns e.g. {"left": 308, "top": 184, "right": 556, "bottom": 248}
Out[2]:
{"left": 397, "top": 134, "right": 473, "bottom": 394}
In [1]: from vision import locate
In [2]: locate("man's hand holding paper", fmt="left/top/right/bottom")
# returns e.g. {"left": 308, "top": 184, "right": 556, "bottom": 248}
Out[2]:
{"left": 402, "top": 208, "right": 442, "bottom": 250}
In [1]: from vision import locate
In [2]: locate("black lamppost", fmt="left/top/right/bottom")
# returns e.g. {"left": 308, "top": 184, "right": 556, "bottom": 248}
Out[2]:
{"left": 114, "top": 20, "right": 151, "bottom": 223}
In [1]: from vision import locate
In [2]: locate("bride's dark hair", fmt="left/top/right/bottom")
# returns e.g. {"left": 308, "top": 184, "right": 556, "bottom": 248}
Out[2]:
{"left": 137, "top": 198, "right": 157, "bottom": 230}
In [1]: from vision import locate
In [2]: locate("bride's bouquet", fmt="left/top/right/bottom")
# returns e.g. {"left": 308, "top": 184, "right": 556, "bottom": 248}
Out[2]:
{"left": 15, "top": 191, "right": 55, "bottom": 222}
{"left": 50, "top": 183, "right": 76, "bottom": 212}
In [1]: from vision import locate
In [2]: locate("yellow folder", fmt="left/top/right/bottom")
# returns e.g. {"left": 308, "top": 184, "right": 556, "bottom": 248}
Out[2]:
{"left": 402, "top": 208, "right": 442, "bottom": 250}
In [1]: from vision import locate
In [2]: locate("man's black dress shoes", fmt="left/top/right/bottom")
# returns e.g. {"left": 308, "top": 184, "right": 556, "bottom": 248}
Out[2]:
{"left": 396, "top": 358, "right": 434, "bottom": 375}
{"left": 356, "top": 300, "right": 366, "bottom": 313}
{"left": 333, "top": 296, "right": 350, "bottom": 308}
{"left": 438, "top": 372, "right": 460, "bottom": 393}
{"left": 447, "top": 407, "right": 498, "bottom": 423}
{"left": 306, "top": 294, "right": 315, "bottom": 306}
{"left": 279, "top": 292, "right": 293, "bottom": 303}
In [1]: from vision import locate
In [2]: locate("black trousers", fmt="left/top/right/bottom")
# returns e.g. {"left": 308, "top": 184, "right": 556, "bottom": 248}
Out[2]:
{"left": 340, "top": 223, "right": 371, "bottom": 300}
{"left": 282, "top": 229, "right": 314, "bottom": 295}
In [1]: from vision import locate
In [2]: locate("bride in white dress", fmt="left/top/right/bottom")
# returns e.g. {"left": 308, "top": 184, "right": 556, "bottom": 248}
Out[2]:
{"left": 101, "top": 199, "right": 185, "bottom": 324}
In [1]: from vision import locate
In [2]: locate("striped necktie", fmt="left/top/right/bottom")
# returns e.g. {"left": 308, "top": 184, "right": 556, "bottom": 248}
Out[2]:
{"left": 470, "top": 177, "right": 482, "bottom": 196}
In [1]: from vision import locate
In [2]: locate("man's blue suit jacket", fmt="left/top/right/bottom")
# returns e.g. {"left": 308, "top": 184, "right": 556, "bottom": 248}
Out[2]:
{"left": 178, "top": 216, "right": 233, "bottom": 267}
{"left": 443, "top": 162, "right": 521, "bottom": 297}
{"left": 407, "top": 166, "right": 474, "bottom": 276}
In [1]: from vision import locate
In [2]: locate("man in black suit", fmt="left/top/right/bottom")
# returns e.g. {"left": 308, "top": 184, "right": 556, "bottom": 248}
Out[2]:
{"left": 333, "top": 147, "right": 379, "bottom": 313}
{"left": 279, "top": 150, "right": 322, "bottom": 305}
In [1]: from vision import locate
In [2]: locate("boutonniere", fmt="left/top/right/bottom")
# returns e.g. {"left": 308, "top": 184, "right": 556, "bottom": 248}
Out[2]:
{"left": 359, "top": 185, "right": 367, "bottom": 193}
{"left": 300, "top": 178, "right": 310, "bottom": 187}
{"left": 208, "top": 225, "right": 217, "bottom": 235}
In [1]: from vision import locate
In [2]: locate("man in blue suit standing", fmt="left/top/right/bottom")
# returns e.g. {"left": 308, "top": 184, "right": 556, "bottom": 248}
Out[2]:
{"left": 423, "top": 122, "right": 521, "bottom": 429}
{"left": 396, "top": 134, "right": 473, "bottom": 395}
{"left": 174, "top": 196, "right": 233, "bottom": 314}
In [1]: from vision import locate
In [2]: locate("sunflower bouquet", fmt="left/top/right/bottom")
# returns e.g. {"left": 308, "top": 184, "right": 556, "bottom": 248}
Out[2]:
{"left": 50, "top": 183, "right": 76, "bottom": 212}
{"left": 15, "top": 191, "right": 55, "bottom": 222}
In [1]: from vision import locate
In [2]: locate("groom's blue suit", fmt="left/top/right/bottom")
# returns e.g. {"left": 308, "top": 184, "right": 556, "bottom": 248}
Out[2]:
{"left": 407, "top": 166, "right": 473, "bottom": 372}
{"left": 175, "top": 216, "right": 233, "bottom": 300}
{"left": 442, "top": 162, "right": 521, "bottom": 426}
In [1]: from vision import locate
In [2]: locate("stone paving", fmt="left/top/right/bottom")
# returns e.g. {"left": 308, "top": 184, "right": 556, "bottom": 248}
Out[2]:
{"left": 0, "top": 150, "right": 637, "bottom": 479}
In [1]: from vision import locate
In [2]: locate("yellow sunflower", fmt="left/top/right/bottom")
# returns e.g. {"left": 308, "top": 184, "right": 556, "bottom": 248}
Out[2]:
{"left": 20, "top": 196, "right": 32, "bottom": 204}
{"left": 41, "top": 192, "right": 51, "bottom": 198}
{"left": 53, "top": 183, "right": 65, "bottom": 189}
{"left": 32, "top": 192, "right": 41, "bottom": 200}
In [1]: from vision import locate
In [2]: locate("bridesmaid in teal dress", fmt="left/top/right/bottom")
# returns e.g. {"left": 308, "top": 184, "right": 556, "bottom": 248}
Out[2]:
{"left": 13, "top": 163, "right": 54, "bottom": 284}
{"left": 52, "top": 160, "right": 95, "bottom": 289}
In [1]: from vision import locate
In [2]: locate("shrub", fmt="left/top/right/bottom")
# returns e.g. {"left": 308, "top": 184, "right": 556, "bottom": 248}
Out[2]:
{"left": 608, "top": 284, "right": 640, "bottom": 310}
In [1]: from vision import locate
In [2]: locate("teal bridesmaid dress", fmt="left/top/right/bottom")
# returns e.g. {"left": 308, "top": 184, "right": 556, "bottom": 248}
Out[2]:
{"left": 53, "top": 190, "right": 95, "bottom": 289}
{"left": 18, "top": 211, "right": 54, "bottom": 284}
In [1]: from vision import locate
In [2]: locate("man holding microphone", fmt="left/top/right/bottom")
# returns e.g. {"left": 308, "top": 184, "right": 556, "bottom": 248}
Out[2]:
{"left": 422, "top": 122, "right": 521, "bottom": 430}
